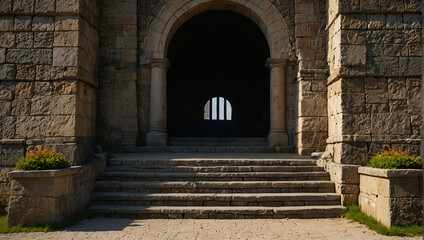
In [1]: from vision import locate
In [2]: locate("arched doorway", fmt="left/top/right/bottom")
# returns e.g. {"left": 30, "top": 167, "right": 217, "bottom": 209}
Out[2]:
{"left": 167, "top": 11, "right": 270, "bottom": 138}
{"left": 142, "top": 0, "right": 293, "bottom": 147}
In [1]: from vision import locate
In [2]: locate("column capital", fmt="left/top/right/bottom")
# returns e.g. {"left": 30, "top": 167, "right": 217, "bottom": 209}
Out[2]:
{"left": 149, "top": 58, "right": 171, "bottom": 70}
{"left": 265, "top": 58, "right": 287, "bottom": 69}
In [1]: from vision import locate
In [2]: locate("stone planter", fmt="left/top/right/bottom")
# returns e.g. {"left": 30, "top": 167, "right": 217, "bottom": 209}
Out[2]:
{"left": 7, "top": 157, "right": 106, "bottom": 226}
{"left": 358, "top": 167, "right": 423, "bottom": 227}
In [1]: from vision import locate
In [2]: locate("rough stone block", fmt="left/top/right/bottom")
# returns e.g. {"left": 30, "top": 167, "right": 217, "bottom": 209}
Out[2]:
{"left": 35, "top": 65, "right": 52, "bottom": 80}
{"left": 34, "top": 32, "right": 54, "bottom": 48}
{"left": 12, "top": 0, "right": 34, "bottom": 13}
{"left": 32, "top": 17, "right": 54, "bottom": 31}
{"left": 385, "top": 14, "right": 403, "bottom": 29}
{"left": 367, "top": 14, "right": 384, "bottom": 29}
{"left": 53, "top": 47, "right": 78, "bottom": 67}
{"left": 15, "top": 82, "right": 34, "bottom": 99}
{"left": 360, "top": 0, "right": 379, "bottom": 12}
{"left": 0, "top": 17, "right": 13, "bottom": 31}
{"left": 122, "top": 49, "right": 137, "bottom": 63}
{"left": 2, "top": 116, "right": 16, "bottom": 138}
{"left": 333, "top": 142, "right": 368, "bottom": 165}
{"left": 16, "top": 116, "right": 47, "bottom": 138}
{"left": 329, "top": 162, "right": 360, "bottom": 184}
{"left": 0, "top": 144, "right": 24, "bottom": 166}
{"left": 16, "top": 32, "right": 34, "bottom": 49}
{"left": 0, "top": 87, "right": 13, "bottom": 100}
{"left": 55, "top": 16, "right": 80, "bottom": 31}
{"left": 341, "top": 114, "right": 371, "bottom": 135}
{"left": 364, "top": 77, "right": 386, "bottom": 89}
{"left": 16, "top": 64, "right": 36, "bottom": 80}
{"left": 31, "top": 95, "right": 76, "bottom": 115}
{"left": 116, "top": 37, "right": 137, "bottom": 49}
{"left": 399, "top": 57, "right": 421, "bottom": 76}
{"left": 367, "top": 44, "right": 408, "bottom": 57}
{"left": 34, "top": 81, "right": 53, "bottom": 95}
{"left": 11, "top": 99, "right": 31, "bottom": 116}
{"left": 340, "top": 45, "right": 366, "bottom": 67}
{"left": 0, "top": 48, "right": 5, "bottom": 63}
{"left": 407, "top": 91, "right": 421, "bottom": 114}
{"left": 381, "top": 0, "right": 405, "bottom": 12}
{"left": 54, "top": 81, "right": 77, "bottom": 94}
{"left": 389, "top": 100, "right": 407, "bottom": 112}
{"left": 365, "top": 89, "right": 388, "bottom": 104}
{"left": 0, "top": 32, "right": 15, "bottom": 48}
{"left": 54, "top": 31, "right": 79, "bottom": 47}
{"left": 6, "top": 49, "right": 53, "bottom": 64}
{"left": 340, "top": 93, "right": 365, "bottom": 113}
{"left": 14, "top": 16, "right": 32, "bottom": 31}
{"left": 0, "top": 64, "right": 16, "bottom": 80}
{"left": 371, "top": 113, "right": 411, "bottom": 135}
{"left": 0, "top": 0, "right": 12, "bottom": 13}
{"left": 298, "top": 117, "right": 327, "bottom": 132}
{"left": 341, "top": 14, "right": 366, "bottom": 29}
{"left": 0, "top": 101, "right": 11, "bottom": 116}
{"left": 367, "top": 57, "right": 398, "bottom": 76}
{"left": 56, "top": 0, "right": 80, "bottom": 13}
{"left": 35, "top": 0, "right": 55, "bottom": 13}
{"left": 388, "top": 78, "right": 406, "bottom": 99}
{"left": 389, "top": 198, "right": 422, "bottom": 226}
{"left": 341, "top": 30, "right": 366, "bottom": 44}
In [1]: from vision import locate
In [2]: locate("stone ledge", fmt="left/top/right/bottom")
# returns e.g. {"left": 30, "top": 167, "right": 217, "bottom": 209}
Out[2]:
{"left": 358, "top": 166, "right": 423, "bottom": 178}
{"left": 8, "top": 166, "right": 80, "bottom": 178}
{"left": 0, "top": 139, "right": 26, "bottom": 145}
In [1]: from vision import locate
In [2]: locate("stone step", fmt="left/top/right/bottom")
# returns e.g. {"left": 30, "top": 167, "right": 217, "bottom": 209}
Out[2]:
{"left": 168, "top": 142, "right": 269, "bottom": 147}
{"left": 94, "top": 180, "right": 335, "bottom": 193}
{"left": 108, "top": 158, "right": 318, "bottom": 167}
{"left": 98, "top": 171, "right": 330, "bottom": 181}
{"left": 168, "top": 137, "right": 268, "bottom": 143}
{"left": 104, "top": 165, "right": 325, "bottom": 173}
{"left": 135, "top": 146, "right": 284, "bottom": 153}
{"left": 89, "top": 205, "right": 346, "bottom": 219}
{"left": 91, "top": 192, "right": 341, "bottom": 207}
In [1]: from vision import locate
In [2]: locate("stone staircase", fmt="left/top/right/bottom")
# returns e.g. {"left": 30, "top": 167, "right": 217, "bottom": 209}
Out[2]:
{"left": 135, "top": 137, "right": 294, "bottom": 153}
{"left": 89, "top": 152, "right": 346, "bottom": 219}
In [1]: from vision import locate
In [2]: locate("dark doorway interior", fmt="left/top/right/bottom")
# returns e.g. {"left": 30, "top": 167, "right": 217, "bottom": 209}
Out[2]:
{"left": 167, "top": 11, "right": 270, "bottom": 137}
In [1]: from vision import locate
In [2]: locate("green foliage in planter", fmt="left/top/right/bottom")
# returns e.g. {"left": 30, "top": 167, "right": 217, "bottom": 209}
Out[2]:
{"left": 367, "top": 149, "right": 422, "bottom": 169}
{"left": 15, "top": 149, "right": 70, "bottom": 170}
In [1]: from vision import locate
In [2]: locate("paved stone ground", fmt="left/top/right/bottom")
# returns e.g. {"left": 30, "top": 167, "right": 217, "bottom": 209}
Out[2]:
{"left": 1, "top": 218, "right": 421, "bottom": 240}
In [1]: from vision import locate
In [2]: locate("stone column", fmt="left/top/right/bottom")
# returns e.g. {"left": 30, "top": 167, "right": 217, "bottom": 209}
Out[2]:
{"left": 266, "top": 59, "right": 288, "bottom": 146}
{"left": 146, "top": 58, "right": 170, "bottom": 146}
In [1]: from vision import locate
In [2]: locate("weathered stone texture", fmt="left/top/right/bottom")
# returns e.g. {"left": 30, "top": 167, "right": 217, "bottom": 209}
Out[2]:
{"left": 359, "top": 167, "right": 423, "bottom": 227}
{"left": 7, "top": 158, "right": 106, "bottom": 226}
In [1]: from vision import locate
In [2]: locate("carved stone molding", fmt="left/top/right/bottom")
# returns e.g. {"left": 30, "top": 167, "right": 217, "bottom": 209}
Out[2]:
{"left": 265, "top": 58, "right": 287, "bottom": 69}
{"left": 149, "top": 58, "right": 171, "bottom": 70}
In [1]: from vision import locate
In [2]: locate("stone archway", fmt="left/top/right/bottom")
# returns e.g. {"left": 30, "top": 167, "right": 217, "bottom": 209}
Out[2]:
{"left": 142, "top": 0, "right": 294, "bottom": 147}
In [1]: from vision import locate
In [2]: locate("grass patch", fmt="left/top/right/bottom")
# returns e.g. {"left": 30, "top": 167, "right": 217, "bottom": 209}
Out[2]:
{"left": 343, "top": 204, "right": 422, "bottom": 237}
{"left": 0, "top": 209, "right": 94, "bottom": 234}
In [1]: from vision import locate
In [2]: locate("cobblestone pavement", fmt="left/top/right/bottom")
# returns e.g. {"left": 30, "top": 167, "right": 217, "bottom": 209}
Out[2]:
{"left": 1, "top": 218, "right": 421, "bottom": 240}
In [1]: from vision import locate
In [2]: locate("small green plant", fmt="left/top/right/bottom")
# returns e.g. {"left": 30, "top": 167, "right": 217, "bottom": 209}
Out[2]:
{"left": 0, "top": 209, "right": 94, "bottom": 233}
{"left": 314, "top": 149, "right": 324, "bottom": 152}
{"left": 367, "top": 148, "right": 422, "bottom": 169}
{"left": 15, "top": 149, "right": 70, "bottom": 170}
{"left": 343, "top": 204, "right": 423, "bottom": 237}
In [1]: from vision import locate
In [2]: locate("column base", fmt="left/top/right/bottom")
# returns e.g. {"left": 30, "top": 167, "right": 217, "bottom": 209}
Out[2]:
{"left": 146, "top": 132, "right": 168, "bottom": 146}
{"left": 268, "top": 131, "right": 288, "bottom": 146}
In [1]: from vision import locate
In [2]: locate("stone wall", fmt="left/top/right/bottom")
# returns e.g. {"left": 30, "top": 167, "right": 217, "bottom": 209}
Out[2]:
{"left": 294, "top": 0, "right": 329, "bottom": 154}
{"left": 97, "top": 0, "right": 138, "bottom": 152}
{"left": 7, "top": 157, "right": 106, "bottom": 226}
{"left": 325, "top": 0, "right": 422, "bottom": 204}
{"left": 0, "top": 0, "right": 99, "bottom": 212}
